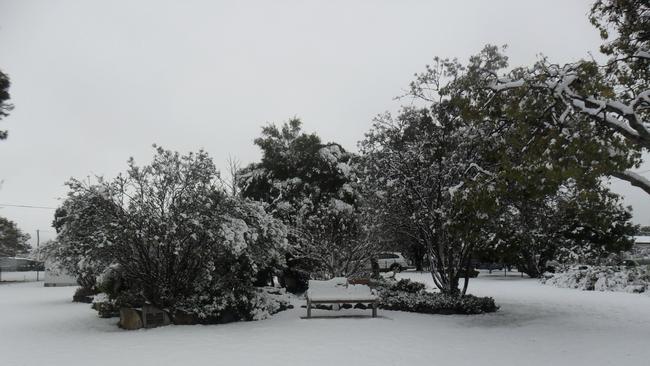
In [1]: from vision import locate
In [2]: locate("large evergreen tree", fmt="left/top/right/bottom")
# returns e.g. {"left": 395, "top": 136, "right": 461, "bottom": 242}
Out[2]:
{"left": 0, "top": 216, "right": 31, "bottom": 257}
{"left": 239, "top": 119, "right": 376, "bottom": 279}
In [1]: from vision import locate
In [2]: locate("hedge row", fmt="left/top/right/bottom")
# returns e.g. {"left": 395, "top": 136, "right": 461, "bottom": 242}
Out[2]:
{"left": 372, "top": 279, "right": 498, "bottom": 315}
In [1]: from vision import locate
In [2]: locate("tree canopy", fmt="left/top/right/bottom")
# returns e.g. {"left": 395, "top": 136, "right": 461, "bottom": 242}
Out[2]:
{"left": 0, "top": 216, "right": 30, "bottom": 257}
{"left": 239, "top": 119, "right": 376, "bottom": 279}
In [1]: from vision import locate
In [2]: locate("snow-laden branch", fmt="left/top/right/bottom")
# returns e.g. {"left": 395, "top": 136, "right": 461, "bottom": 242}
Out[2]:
{"left": 634, "top": 50, "right": 650, "bottom": 60}
{"left": 486, "top": 66, "right": 650, "bottom": 196}
{"left": 487, "top": 68, "right": 650, "bottom": 149}
{"left": 611, "top": 170, "right": 650, "bottom": 195}
{"left": 488, "top": 78, "right": 524, "bottom": 91}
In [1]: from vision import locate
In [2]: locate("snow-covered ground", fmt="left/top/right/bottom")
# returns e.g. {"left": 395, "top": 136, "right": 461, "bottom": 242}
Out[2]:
{"left": 1, "top": 272, "right": 650, "bottom": 366}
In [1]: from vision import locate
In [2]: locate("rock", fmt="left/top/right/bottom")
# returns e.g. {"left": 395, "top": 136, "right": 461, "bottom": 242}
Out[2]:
{"left": 119, "top": 308, "right": 143, "bottom": 330}
{"left": 173, "top": 311, "right": 197, "bottom": 325}
{"left": 142, "top": 305, "right": 171, "bottom": 328}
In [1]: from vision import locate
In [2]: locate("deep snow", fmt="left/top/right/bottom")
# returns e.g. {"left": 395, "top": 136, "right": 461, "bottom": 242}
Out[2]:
{"left": 1, "top": 271, "right": 650, "bottom": 366}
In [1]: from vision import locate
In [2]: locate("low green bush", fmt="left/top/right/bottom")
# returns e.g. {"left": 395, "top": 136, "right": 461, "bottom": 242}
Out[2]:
{"left": 372, "top": 278, "right": 498, "bottom": 315}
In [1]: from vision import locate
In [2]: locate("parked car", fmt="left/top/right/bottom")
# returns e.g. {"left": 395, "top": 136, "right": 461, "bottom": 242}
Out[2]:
{"left": 375, "top": 252, "right": 411, "bottom": 272}
{"left": 475, "top": 262, "right": 504, "bottom": 271}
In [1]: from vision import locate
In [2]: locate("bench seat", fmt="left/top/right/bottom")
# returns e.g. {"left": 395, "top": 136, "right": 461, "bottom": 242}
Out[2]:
{"left": 305, "top": 277, "right": 379, "bottom": 318}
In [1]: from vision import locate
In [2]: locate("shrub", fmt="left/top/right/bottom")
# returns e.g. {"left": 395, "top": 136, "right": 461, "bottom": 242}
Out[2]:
{"left": 371, "top": 278, "right": 498, "bottom": 315}
{"left": 175, "top": 286, "right": 293, "bottom": 324}
{"left": 543, "top": 265, "right": 650, "bottom": 293}
{"left": 91, "top": 293, "right": 120, "bottom": 318}
{"left": 54, "top": 147, "right": 290, "bottom": 325}
{"left": 391, "top": 279, "right": 426, "bottom": 293}
{"left": 72, "top": 286, "right": 97, "bottom": 303}
{"left": 380, "top": 290, "right": 498, "bottom": 315}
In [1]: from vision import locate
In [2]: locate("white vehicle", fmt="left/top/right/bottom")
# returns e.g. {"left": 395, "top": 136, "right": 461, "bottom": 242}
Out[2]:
{"left": 375, "top": 252, "right": 410, "bottom": 272}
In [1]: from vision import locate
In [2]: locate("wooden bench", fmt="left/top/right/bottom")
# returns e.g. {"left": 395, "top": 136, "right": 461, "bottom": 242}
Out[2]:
{"left": 306, "top": 277, "right": 379, "bottom": 318}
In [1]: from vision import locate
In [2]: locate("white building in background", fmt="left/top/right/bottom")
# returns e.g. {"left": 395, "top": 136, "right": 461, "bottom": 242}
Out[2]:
{"left": 635, "top": 236, "right": 650, "bottom": 249}
{"left": 43, "top": 259, "right": 77, "bottom": 287}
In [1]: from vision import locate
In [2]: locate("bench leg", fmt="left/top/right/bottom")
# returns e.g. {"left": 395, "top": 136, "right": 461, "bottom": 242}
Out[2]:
{"left": 307, "top": 299, "right": 311, "bottom": 318}
{"left": 372, "top": 302, "right": 377, "bottom": 318}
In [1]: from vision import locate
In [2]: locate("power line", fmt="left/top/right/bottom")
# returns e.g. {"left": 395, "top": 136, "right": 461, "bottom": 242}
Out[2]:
{"left": 0, "top": 203, "right": 57, "bottom": 210}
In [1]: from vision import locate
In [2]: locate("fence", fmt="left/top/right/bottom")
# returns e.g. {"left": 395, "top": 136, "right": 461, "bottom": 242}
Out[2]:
{"left": 0, "top": 270, "right": 44, "bottom": 283}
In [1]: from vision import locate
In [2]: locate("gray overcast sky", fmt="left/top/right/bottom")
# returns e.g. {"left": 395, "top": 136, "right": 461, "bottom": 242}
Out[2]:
{"left": 1, "top": 0, "right": 649, "bottom": 246}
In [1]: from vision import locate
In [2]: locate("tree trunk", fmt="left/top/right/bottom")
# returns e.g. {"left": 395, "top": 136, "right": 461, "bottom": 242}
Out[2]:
{"left": 520, "top": 254, "right": 541, "bottom": 278}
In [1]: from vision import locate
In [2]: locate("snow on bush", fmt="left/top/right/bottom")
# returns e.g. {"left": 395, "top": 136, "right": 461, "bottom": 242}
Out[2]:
{"left": 371, "top": 279, "right": 498, "bottom": 315}
{"left": 249, "top": 287, "right": 293, "bottom": 321}
{"left": 53, "top": 147, "right": 291, "bottom": 325}
{"left": 542, "top": 266, "right": 650, "bottom": 294}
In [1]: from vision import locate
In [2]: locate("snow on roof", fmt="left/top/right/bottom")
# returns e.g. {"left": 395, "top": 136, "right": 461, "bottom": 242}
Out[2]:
{"left": 635, "top": 236, "right": 650, "bottom": 244}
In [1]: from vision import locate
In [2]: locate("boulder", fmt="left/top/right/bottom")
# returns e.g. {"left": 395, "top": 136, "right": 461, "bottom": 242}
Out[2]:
{"left": 142, "top": 305, "right": 171, "bottom": 328}
{"left": 173, "top": 311, "right": 198, "bottom": 325}
{"left": 119, "top": 308, "right": 143, "bottom": 330}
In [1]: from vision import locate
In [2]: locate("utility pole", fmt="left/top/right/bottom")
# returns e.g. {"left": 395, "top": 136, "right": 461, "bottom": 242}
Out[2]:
{"left": 36, "top": 229, "right": 40, "bottom": 281}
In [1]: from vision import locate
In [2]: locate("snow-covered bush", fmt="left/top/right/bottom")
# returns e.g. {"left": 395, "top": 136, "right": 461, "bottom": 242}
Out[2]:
{"left": 248, "top": 287, "right": 293, "bottom": 321}
{"left": 53, "top": 146, "right": 290, "bottom": 323}
{"left": 371, "top": 278, "right": 498, "bottom": 314}
{"left": 91, "top": 293, "right": 119, "bottom": 318}
{"left": 390, "top": 279, "right": 426, "bottom": 293}
{"left": 543, "top": 266, "right": 650, "bottom": 294}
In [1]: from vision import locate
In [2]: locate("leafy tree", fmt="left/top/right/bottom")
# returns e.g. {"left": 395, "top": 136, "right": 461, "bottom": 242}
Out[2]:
{"left": 362, "top": 44, "right": 637, "bottom": 293}
{"left": 487, "top": 0, "right": 649, "bottom": 194}
{"left": 239, "top": 119, "right": 376, "bottom": 279}
{"left": 491, "top": 182, "right": 635, "bottom": 277}
{"left": 51, "top": 146, "right": 288, "bottom": 321}
{"left": 637, "top": 226, "right": 650, "bottom": 236}
{"left": 552, "top": 184, "right": 635, "bottom": 264}
{"left": 360, "top": 106, "right": 499, "bottom": 296}
{"left": 0, "top": 69, "right": 13, "bottom": 140}
{"left": 49, "top": 185, "right": 120, "bottom": 289}
{"left": 0, "top": 216, "right": 31, "bottom": 256}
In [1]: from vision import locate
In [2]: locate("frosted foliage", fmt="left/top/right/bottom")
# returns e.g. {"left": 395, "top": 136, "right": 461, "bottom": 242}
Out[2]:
{"left": 220, "top": 217, "right": 251, "bottom": 255}
{"left": 51, "top": 146, "right": 289, "bottom": 321}
{"left": 543, "top": 266, "right": 650, "bottom": 294}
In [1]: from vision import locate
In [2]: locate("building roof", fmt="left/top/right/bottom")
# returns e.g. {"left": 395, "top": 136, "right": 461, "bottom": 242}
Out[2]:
{"left": 635, "top": 236, "right": 650, "bottom": 245}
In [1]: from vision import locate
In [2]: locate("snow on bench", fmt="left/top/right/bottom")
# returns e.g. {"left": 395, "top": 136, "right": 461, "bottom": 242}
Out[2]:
{"left": 305, "top": 277, "right": 379, "bottom": 318}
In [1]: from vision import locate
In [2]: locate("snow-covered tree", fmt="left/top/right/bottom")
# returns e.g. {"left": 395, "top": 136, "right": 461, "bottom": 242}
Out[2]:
{"left": 552, "top": 184, "right": 635, "bottom": 265}
{"left": 637, "top": 226, "right": 650, "bottom": 236}
{"left": 361, "top": 44, "right": 638, "bottom": 293}
{"left": 239, "top": 119, "right": 377, "bottom": 279}
{"left": 360, "top": 105, "right": 499, "bottom": 296}
{"left": 486, "top": 0, "right": 649, "bottom": 194}
{"left": 490, "top": 182, "right": 636, "bottom": 277}
{"left": 51, "top": 146, "right": 288, "bottom": 320}
{"left": 49, "top": 185, "right": 118, "bottom": 289}
{"left": 0, "top": 216, "right": 30, "bottom": 256}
